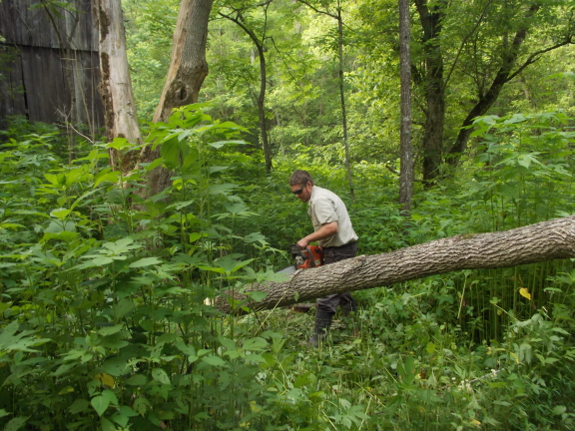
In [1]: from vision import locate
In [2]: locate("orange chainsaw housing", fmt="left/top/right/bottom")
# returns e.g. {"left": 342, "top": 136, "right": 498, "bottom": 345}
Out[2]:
{"left": 290, "top": 245, "right": 323, "bottom": 269}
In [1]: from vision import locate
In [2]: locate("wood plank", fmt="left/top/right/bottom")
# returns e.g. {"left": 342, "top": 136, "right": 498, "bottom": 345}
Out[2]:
{"left": 0, "top": 49, "right": 27, "bottom": 128}
{"left": 21, "top": 46, "right": 65, "bottom": 123}
{"left": 69, "top": 49, "right": 105, "bottom": 130}
{"left": 0, "top": 1, "right": 103, "bottom": 129}
{"left": 0, "top": 0, "right": 97, "bottom": 51}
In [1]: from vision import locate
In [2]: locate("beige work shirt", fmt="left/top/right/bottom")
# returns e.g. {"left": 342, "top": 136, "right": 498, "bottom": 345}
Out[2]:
{"left": 308, "top": 186, "right": 358, "bottom": 248}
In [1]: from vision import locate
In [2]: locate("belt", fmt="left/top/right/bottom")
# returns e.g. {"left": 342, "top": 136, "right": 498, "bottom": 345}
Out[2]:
{"left": 324, "top": 241, "right": 357, "bottom": 251}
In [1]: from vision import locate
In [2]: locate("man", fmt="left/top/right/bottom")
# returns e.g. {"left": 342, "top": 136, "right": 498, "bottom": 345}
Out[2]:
{"left": 289, "top": 169, "right": 358, "bottom": 347}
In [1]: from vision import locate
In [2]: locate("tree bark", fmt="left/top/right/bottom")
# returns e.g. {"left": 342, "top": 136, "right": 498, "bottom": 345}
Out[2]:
{"left": 414, "top": 0, "right": 445, "bottom": 186}
{"left": 139, "top": 0, "right": 214, "bottom": 196}
{"left": 398, "top": 0, "right": 413, "bottom": 214}
{"left": 336, "top": 5, "right": 355, "bottom": 201}
{"left": 94, "top": 0, "right": 142, "bottom": 170}
{"left": 215, "top": 216, "right": 575, "bottom": 314}
{"left": 153, "top": 0, "right": 214, "bottom": 123}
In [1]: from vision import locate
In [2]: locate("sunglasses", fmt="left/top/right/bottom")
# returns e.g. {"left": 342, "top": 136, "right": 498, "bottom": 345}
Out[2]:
{"left": 293, "top": 187, "right": 304, "bottom": 195}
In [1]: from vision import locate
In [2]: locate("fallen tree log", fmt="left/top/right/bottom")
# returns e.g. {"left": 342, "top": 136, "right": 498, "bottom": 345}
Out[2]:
{"left": 215, "top": 216, "right": 575, "bottom": 314}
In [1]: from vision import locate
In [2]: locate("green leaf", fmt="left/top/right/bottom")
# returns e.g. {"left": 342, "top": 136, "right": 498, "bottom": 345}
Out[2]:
{"left": 151, "top": 368, "right": 171, "bottom": 385}
{"left": 111, "top": 412, "right": 129, "bottom": 428}
{"left": 106, "top": 137, "right": 134, "bottom": 151}
{"left": 0, "top": 321, "right": 51, "bottom": 353}
{"left": 50, "top": 208, "right": 72, "bottom": 220}
{"left": 58, "top": 385, "right": 75, "bottom": 395}
{"left": 130, "top": 257, "right": 163, "bottom": 268}
{"left": 119, "top": 405, "right": 138, "bottom": 417}
{"left": 209, "top": 183, "right": 237, "bottom": 195}
{"left": 197, "top": 265, "right": 226, "bottom": 274}
{"left": 218, "top": 336, "right": 237, "bottom": 351}
{"left": 42, "top": 231, "right": 78, "bottom": 243}
{"left": 503, "top": 113, "right": 526, "bottom": 124}
{"left": 243, "top": 232, "right": 267, "bottom": 243}
{"left": 102, "top": 389, "right": 119, "bottom": 405}
{"left": 175, "top": 342, "right": 197, "bottom": 357}
{"left": 208, "top": 140, "right": 246, "bottom": 149}
{"left": 77, "top": 255, "right": 114, "bottom": 269}
{"left": 91, "top": 395, "right": 110, "bottom": 417}
{"left": 248, "top": 291, "right": 268, "bottom": 302}
{"left": 232, "top": 258, "right": 254, "bottom": 273}
{"left": 243, "top": 337, "right": 268, "bottom": 351}
{"left": 44, "top": 220, "right": 76, "bottom": 234}
{"left": 160, "top": 137, "right": 181, "bottom": 169}
{"left": 189, "top": 232, "right": 203, "bottom": 242}
{"left": 95, "top": 170, "right": 121, "bottom": 187}
{"left": 294, "top": 373, "right": 313, "bottom": 388}
{"left": 0, "top": 223, "right": 25, "bottom": 230}
{"left": 124, "top": 374, "right": 148, "bottom": 386}
{"left": 101, "top": 417, "right": 116, "bottom": 431}
{"left": 182, "top": 149, "right": 199, "bottom": 170}
{"left": 133, "top": 397, "right": 150, "bottom": 415}
{"left": 98, "top": 324, "right": 124, "bottom": 336}
{"left": 201, "top": 355, "right": 227, "bottom": 367}
{"left": 114, "top": 299, "right": 136, "bottom": 319}
{"left": 207, "top": 255, "right": 254, "bottom": 275}
{"left": 103, "top": 237, "right": 138, "bottom": 253}
{"left": 167, "top": 200, "right": 196, "bottom": 211}
{"left": 552, "top": 405, "right": 567, "bottom": 415}
{"left": 102, "top": 357, "right": 128, "bottom": 376}
{"left": 69, "top": 399, "right": 90, "bottom": 414}
{"left": 3, "top": 416, "right": 29, "bottom": 431}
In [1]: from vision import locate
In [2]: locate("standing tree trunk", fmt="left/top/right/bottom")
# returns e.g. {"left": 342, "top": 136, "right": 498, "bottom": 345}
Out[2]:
{"left": 139, "top": 0, "right": 214, "bottom": 196}
{"left": 335, "top": 4, "right": 354, "bottom": 201}
{"left": 215, "top": 216, "right": 575, "bottom": 314}
{"left": 219, "top": 8, "right": 273, "bottom": 174}
{"left": 94, "top": 0, "right": 142, "bottom": 170}
{"left": 153, "top": 0, "right": 214, "bottom": 123}
{"left": 398, "top": 0, "right": 413, "bottom": 214}
{"left": 414, "top": 0, "right": 444, "bottom": 186}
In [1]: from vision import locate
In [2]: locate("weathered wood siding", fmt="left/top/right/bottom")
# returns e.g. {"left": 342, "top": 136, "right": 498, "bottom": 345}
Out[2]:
{"left": 0, "top": 0, "right": 104, "bottom": 130}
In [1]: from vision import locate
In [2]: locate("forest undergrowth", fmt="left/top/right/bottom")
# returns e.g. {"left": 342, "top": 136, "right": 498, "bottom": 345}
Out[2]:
{"left": 1, "top": 107, "right": 575, "bottom": 430}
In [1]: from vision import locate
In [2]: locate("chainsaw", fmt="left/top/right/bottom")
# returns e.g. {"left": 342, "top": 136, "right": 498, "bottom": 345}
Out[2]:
{"left": 276, "top": 244, "right": 323, "bottom": 275}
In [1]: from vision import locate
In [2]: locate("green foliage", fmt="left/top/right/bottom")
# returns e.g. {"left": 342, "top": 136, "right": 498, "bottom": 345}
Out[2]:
{"left": 2, "top": 106, "right": 575, "bottom": 430}
{"left": 123, "top": 0, "right": 179, "bottom": 118}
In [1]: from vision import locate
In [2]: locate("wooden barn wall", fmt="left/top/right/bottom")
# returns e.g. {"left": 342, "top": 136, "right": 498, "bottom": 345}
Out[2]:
{"left": 0, "top": 0, "right": 104, "bottom": 131}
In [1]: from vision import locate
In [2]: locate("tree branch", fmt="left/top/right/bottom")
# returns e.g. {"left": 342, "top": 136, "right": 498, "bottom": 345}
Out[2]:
{"left": 442, "top": 0, "right": 493, "bottom": 93}
{"left": 296, "top": 0, "right": 337, "bottom": 19}
{"left": 506, "top": 37, "right": 574, "bottom": 82}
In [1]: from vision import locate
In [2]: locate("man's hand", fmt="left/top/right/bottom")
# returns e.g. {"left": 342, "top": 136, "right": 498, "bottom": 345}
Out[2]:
{"left": 297, "top": 238, "right": 310, "bottom": 249}
{"left": 297, "top": 222, "right": 338, "bottom": 249}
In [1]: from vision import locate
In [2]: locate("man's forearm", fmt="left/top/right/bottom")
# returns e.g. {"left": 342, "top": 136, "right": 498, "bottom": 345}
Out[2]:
{"left": 297, "top": 222, "right": 338, "bottom": 248}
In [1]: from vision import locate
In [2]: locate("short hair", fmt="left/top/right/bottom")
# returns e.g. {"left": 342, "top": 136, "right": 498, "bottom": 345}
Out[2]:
{"left": 289, "top": 170, "right": 314, "bottom": 187}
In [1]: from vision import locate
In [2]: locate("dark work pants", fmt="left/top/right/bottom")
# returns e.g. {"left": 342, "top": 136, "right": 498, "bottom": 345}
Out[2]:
{"left": 316, "top": 242, "right": 358, "bottom": 314}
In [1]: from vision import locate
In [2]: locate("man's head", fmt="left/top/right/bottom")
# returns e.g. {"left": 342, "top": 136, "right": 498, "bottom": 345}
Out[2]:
{"left": 290, "top": 170, "right": 314, "bottom": 203}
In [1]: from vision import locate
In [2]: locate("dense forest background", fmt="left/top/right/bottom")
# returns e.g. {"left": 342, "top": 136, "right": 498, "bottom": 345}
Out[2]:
{"left": 1, "top": 0, "right": 575, "bottom": 429}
